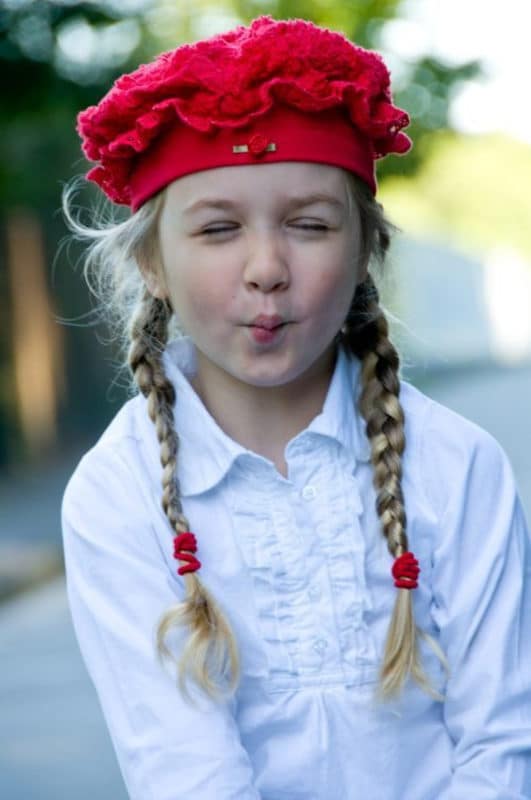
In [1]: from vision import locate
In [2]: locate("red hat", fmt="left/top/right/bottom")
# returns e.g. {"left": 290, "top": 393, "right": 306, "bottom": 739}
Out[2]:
{"left": 77, "top": 15, "right": 411, "bottom": 211}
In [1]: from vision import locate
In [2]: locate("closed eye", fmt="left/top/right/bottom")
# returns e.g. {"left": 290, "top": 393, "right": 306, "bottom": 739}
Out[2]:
{"left": 201, "top": 225, "right": 238, "bottom": 235}
{"left": 291, "top": 223, "right": 329, "bottom": 231}
{"left": 200, "top": 222, "right": 330, "bottom": 236}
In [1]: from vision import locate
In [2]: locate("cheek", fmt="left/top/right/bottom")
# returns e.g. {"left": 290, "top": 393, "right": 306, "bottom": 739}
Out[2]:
{"left": 328, "top": 244, "right": 363, "bottom": 310}
{"left": 305, "top": 262, "right": 358, "bottom": 318}
{"left": 168, "top": 266, "right": 231, "bottom": 327}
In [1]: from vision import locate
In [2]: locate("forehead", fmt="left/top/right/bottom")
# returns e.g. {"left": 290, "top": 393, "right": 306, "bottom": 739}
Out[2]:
{"left": 164, "top": 161, "right": 350, "bottom": 210}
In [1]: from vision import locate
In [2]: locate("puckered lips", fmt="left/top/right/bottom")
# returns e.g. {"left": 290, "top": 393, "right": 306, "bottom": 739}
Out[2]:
{"left": 246, "top": 313, "right": 289, "bottom": 345}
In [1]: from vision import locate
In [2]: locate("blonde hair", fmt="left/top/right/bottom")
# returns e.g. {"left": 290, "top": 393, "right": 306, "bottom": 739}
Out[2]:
{"left": 63, "top": 171, "right": 447, "bottom": 704}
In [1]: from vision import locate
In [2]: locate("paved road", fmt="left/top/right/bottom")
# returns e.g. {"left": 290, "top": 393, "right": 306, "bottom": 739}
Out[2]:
{"left": 1, "top": 362, "right": 530, "bottom": 799}
{"left": 0, "top": 575, "right": 128, "bottom": 799}
{"left": 0, "top": 444, "right": 85, "bottom": 602}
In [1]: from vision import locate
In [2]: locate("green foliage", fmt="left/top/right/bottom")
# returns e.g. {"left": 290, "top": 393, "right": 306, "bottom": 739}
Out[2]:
{"left": 0, "top": 1, "right": 150, "bottom": 210}
{"left": 379, "top": 132, "right": 531, "bottom": 263}
{"left": 233, "top": 0, "right": 400, "bottom": 41}
{"left": 383, "top": 55, "right": 480, "bottom": 180}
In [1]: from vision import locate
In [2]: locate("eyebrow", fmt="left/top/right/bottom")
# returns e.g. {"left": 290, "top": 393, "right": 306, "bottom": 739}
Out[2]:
{"left": 183, "top": 192, "right": 345, "bottom": 215}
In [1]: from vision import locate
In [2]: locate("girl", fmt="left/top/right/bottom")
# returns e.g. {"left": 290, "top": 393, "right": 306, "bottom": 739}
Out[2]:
{"left": 61, "top": 15, "right": 531, "bottom": 800}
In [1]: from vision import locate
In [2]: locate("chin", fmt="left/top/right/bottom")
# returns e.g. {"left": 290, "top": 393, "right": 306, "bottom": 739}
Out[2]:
{"left": 234, "top": 359, "right": 311, "bottom": 389}
{"left": 233, "top": 369, "right": 292, "bottom": 388}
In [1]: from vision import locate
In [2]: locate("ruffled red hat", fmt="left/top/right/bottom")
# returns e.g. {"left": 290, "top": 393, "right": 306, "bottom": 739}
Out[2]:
{"left": 77, "top": 15, "right": 411, "bottom": 211}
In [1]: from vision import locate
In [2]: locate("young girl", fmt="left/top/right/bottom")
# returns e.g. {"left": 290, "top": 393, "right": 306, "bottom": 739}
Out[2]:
{"left": 61, "top": 15, "right": 531, "bottom": 800}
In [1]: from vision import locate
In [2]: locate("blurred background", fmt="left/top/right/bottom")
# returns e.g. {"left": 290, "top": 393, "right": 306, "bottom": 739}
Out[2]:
{"left": 1, "top": 0, "right": 530, "bottom": 797}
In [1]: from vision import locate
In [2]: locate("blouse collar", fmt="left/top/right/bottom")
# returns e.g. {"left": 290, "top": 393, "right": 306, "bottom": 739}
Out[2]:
{"left": 159, "top": 336, "right": 370, "bottom": 497}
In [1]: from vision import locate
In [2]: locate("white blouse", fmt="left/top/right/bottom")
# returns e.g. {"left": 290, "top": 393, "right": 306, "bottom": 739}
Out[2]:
{"left": 61, "top": 337, "right": 531, "bottom": 800}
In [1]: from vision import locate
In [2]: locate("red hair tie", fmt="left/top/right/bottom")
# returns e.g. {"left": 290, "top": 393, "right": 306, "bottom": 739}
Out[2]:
{"left": 391, "top": 551, "right": 420, "bottom": 589}
{"left": 173, "top": 532, "right": 201, "bottom": 576}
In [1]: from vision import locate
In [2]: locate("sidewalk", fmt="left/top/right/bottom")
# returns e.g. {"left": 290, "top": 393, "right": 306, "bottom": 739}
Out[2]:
{"left": 0, "top": 445, "right": 82, "bottom": 602}
{"left": 0, "top": 574, "right": 128, "bottom": 799}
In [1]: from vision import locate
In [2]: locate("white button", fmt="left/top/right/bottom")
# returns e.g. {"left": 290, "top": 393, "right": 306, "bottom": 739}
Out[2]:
{"left": 309, "top": 585, "right": 321, "bottom": 600}
{"left": 313, "top": 638, "right": 328, "bottom": 655}
{"left": 301, "top": 485, "right": 317, "bottom": 500}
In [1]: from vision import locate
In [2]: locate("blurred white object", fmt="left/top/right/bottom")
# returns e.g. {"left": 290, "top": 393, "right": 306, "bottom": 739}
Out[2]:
{"left": 382, "top": 236, "right": 531, "bottom": 368}
{"left": 483, "top": 247, "right": 531, "bottom": 363}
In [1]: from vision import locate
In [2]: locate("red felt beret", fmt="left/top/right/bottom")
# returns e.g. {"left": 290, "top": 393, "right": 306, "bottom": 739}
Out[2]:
{"left": 77, "top": 15, "right": 411, "bottom": 211}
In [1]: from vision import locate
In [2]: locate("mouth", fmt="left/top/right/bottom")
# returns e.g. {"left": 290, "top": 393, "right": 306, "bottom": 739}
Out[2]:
{"left": 247, "top": 314, "right": 286, "bottom": 331}
{"left": 245, "top": 315, "right": 290, "bottom": 345}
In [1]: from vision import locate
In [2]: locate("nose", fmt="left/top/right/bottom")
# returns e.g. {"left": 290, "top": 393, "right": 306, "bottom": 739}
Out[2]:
{"left": 243, "top": 230, "right": 289, "bottom": 293}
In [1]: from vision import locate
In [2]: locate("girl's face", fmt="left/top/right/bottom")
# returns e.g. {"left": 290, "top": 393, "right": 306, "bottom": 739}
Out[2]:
{"left": 151, "top": 161, "right": 366, "bottom": 391}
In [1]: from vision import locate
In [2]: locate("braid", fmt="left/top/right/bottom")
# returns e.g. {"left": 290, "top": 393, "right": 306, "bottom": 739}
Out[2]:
{"left": 344, "top": 275, "right": 445, "bottom": 700}
{"left": 347, "top": 277, "right": 407, "bottom": 558}
{"left": 128, "top": 288, "right": 239, "bottom": 702}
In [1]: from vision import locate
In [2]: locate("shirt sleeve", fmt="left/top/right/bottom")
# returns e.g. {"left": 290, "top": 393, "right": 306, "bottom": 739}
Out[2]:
{"left": 61, "top": 438, "right": 261, "bottom": 800}
{"left": 426, "top": 407, "right": 531, "bottom": 798}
